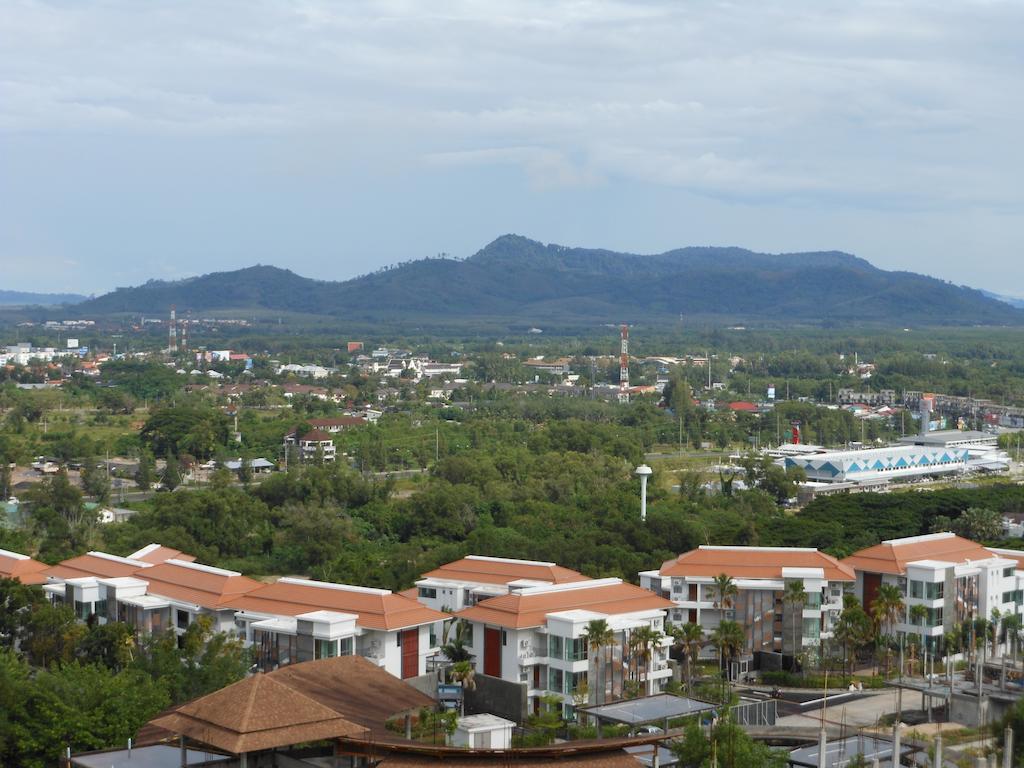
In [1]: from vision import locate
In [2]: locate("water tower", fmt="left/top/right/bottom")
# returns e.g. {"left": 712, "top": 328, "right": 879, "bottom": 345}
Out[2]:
{"left": 635, "top": 464, "right": 652, "bottom": 521}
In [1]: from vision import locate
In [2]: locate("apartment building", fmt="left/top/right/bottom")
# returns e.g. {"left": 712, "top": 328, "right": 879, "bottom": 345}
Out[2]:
{"left": 842, "top": 532, "right": 1024, "bottom": 653}
{"left": 413, "top": 555, "right": 588, "bottom": 613}
{"left": 224, "top": 578, "right": 448, "bottom": 680}
{"left": 639, "top": 546, "right": 855, "bottom": 659}
{"left": 283, "top": 429, "right": 337, "bottom": 462}
{"left": 456, "top": 578, "right": 674, "bottom": 718}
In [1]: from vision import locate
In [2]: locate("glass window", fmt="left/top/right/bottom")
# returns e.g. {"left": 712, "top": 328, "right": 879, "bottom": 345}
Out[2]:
{"left": 802, "top": 618, "right": 820, "bottom": 640}
{"left": 548, "top": 667, "right": 564, "bottom": 693}
{"left": 418, "top": 587, "right": 437, "bottom": 599}
{"left": 315, "top": 639, "right": 337, "bottom": 659}
{"left": 176, "top": 609, "right": 190, "bottom": 630}
{"left": 910, "top": 581, "right": 923, "bottom": 599}
{"left": 548, "top": 635, "right": 564, "bottom": 660}
{"left": 805, "top": 593, "right": 821, "bottom": 609}
{"left": 925, "top": 582, "right": 944, "bottom": 600}
{"left": 568, "top": 637, "right": 588, "bottom": 661}
{"left": 339, "top": 637, "right": 354, "bottom": 656}
{"left": 93, "top": 599, "right": 108, "bottom": 617}
{"left": 74, "top": 600, "right": 91, "bottom": 621}
{"left": 1005, "top": 567, "right": 1016, "bottom": 578}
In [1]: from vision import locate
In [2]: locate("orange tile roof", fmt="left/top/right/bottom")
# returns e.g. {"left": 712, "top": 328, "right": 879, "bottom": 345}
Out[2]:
{"left": 0, "top": 548, "right": 49, "bottom": 585}
{"left": 841, "top": 533, "right": 997, "bottom": 576}
{"left": 138, "top": 560, "right": 262, "bottom": 609}
{"left": 43, "top": 552, "right": 151, "bottom": 581}
{"left": 659, "top": 546, "right": 854, "bottom": 582}
{"left": 224, "top": 578, "right": 449, "bottom": 631}
{"left": 127, "top": 544, "right": 197, "bottom": 564}
{"left": 456, "top": 579, "right": 673, "bottom": 629}
{"left": 420, "top": 556, "right": 588, "bottom": 587}
{"left": 989, "top": 548, "right": 1024, "bottom": 569}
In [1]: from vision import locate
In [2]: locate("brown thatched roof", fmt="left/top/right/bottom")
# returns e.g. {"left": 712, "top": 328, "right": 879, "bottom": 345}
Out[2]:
{"left": 150, "top": 673, "right": 367, "bottom": 754}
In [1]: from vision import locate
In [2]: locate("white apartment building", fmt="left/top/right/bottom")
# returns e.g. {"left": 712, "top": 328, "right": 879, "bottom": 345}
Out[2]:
{"left": 842, "top": 532, "right": 1024, "bottom": 653}
{"left": 456, "top": 578, "right": 674, "bottom": 719}
{"left": 640, "top": 546, "right": 855, "bottom": 661}
{"left": 413, "top": 555, "right": 588, "bottom": 613}
{"left": 225, "top": 577, "right": 448, "bottom": 680}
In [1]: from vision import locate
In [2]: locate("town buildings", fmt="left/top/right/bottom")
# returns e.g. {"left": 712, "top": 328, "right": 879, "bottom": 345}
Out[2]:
{"left": 639, "top": 546, "right": 854, "bottom": 661}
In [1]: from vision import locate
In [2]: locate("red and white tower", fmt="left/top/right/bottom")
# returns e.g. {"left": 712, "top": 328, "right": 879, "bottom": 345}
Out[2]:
{"left": 619, "top": 324, "right": 630, "bottom": 403}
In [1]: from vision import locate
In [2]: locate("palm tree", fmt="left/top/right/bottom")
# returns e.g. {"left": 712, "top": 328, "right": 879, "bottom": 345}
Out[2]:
{"left": 450, "top": 660, "right": 476, "bottom": 715}
{"left": 1003, "top": 614, "right": 1022, "bottom": 666}
{"left": 871, "top": 583, "right": 904, "bottom": 675}
{"left": 783, "top": 579, "right": 808, "bottom": 670}
{"left": 710, "top": 619, "right": 744, "bottom": 701}
{"left": 908, "top": 604, "right": 928, "bottom": 676}
{"left": 440, "top": 619, "right": 472, "bottom": 663}
{"left": 991, "top": 608, "right": 1003, "bottom": 659}
{"left": 583, "top": 619, "right": 614, "bottom": 705}
{"left": 670, "top": 621, "right": 705, "bottom": 694}
{"left": 632, "top": 625, "right": 664, "bottom": 695}
{"left": 712, "top": 573, "right": 739, "bottom": 613}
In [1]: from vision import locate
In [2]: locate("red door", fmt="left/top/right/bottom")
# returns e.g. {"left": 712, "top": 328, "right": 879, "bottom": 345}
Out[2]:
{"left": 484, "top": 627, "right": 501, "bottom": 677}
{"left": 401, "top": 628, "right": 419, "bottom": 679}
{"left": 862, "top": 573, "right": 882, "bottom": 618}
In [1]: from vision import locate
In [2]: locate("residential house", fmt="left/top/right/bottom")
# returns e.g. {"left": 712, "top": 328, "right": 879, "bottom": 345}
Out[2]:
{"left": 224, "top": 578, "right": 448, "bottom": 679}
{"left": 456, "top": 578, "right": 674, "bottom": 718}
{"left": 283, "top": 429, "right": 337, "bottom": 462}
{"left": 307, "top": 416, "right": 367, "bottom": 433}
{"left": 842, "top": 532, "right": 1024, "bottom": 653}
{"left": 0, "top": 547, "right": 49, "bottom": 585}
{"left": 639, "top": 546, "right": 855, "bottom": 661}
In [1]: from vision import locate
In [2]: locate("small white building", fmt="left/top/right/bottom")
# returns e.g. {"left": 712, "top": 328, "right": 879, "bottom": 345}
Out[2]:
{"left": 451, "top": 714, "right": 515, "bottom": 749}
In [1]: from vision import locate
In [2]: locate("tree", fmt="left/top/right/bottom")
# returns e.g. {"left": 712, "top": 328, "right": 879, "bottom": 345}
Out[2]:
{"left": 135, "top": 450, "right": 155, "bottom": 491}
{"left": 76, "top": 623, "right": 136, "bottom": 671}
{"left": 783, "top": 579, "right": 807, "bottom": 665}
{"left": 440, "top": 620, "right": 472, "bottom": 663}
{"left": 0, "top": 578, "right": 44, "bottom": 649}
{"left": 450, "top": 660, "right": 476, "bottom": 715}
{"left": 671, "top": 621, "right": 705, "bottom": 694}
{"left": 955, "top": 507, "right": 1003, "bottom": 542}
{"left": 710, "top": 620, "right": 745, "bottom": 699}
{"left": 871, "top": 583, "right": 905, "bottom": 675}
{"left": 833, "top": 596, "right": 873, "bottom": 678}
{"left": 239, "top": 457, "right": 253, "bottom": 487}
{"left": 631, "top": 625, "right": 664, "bottom": 695}
{"left": 712, "top": 573, "right": 738, "bottom": 612}
{"left": 163, "top": 453, "right": 181, "bottom": 491}
{"left": 673, "top": 712, "right": 786, "bottom": 768}
{"left": 81, "top": 457, "right": 111, "bottom": 504}
{"left": 583, "top": 619, "right": 615, "bottom": 705}
{"left": 20, "top": 602, "right": 87, "bottom": 668}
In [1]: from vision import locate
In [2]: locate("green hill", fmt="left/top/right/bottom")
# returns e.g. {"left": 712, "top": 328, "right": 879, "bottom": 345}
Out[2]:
{"left": 67, "top": 236, "right": 1024, "bottom": 326}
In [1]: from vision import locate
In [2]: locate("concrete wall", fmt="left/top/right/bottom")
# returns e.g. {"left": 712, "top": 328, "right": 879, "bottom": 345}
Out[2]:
{"left": 464, "top": 673, "right": 528, "bottom": 724}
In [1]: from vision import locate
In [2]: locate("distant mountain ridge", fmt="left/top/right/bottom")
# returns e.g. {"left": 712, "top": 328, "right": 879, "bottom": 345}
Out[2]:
{"left": 67, "top": 236, "right": 1024, "bottom": 326}
{"left": 0, "top": 289, "right": 87, "bottom": 306}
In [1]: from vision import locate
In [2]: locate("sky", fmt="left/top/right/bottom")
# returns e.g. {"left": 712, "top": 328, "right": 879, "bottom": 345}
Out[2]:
{"left": 1, "top": 0, "right": 1022, "bottom": 297}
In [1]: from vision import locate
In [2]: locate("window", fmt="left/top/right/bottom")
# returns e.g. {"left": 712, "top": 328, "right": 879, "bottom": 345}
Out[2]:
{"left": 315, "top": 639, "right": 337, "bottom": 659}
{"left": 925, "top": 582, "right": 944, "bottom": 600}
{"left": 569, "top": 671, "right": 588, "bottom": 694}
{"left": 502, "top": 630, "right": 507, "bottom": 646}
{"left": 568, "top": 637, "right": 588, "bottom": 661}
{"left": 910, "top": 581, "right": 923, "bottom": 599}
{"left": 339, "top": 637, "right": 354, "bottom": 656}
{"left": 802, "top": 618, "right": 820, "bottom": 640}
{"left": 74, "top": 600, "right": 91, "bottom": 621}
{"left": 928, "top": 607, "right": 944, "bottom": 626}
{"left": 418, "top": 587, "right": 437, "bottom": 599}
{"left": 805, "top": 593, "right": 821, "bottom": 609}
{"left": 548, "top": 667, "right": 564, "bottom": 693}
{"left": 94, "top": 599, "right": 107, "bottom": 618}
{"left": 1005, "top": 567, "right": 1016, "bottom": 578}
{"left": 548, "top": 635, "right": 564, "bottom": 660}
{"left": 176, "top": 609, "right": 190, "bottom": 630}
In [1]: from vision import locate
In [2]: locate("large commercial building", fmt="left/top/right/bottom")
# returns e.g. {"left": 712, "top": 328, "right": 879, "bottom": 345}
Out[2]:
{"left": 779, "top": 444, "right": 970, "bottom": 484}
{"left": 639, "top": 546, "right": 854, "bottom": 661}
{"left": 842, "top": 532, "right": 1024, "bottom": 653}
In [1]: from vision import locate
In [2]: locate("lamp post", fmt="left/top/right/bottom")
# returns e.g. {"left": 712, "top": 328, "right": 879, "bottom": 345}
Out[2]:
{"left": 635, "top": 464, "right": 652, "bottom": 521}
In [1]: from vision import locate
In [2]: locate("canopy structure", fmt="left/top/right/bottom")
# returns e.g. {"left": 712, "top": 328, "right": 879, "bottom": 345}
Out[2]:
{"left": 150, "top": 673, "right": 367, "bottom": 754}
{"left": 579, "top": 693, "right": 716, "bottom": 729}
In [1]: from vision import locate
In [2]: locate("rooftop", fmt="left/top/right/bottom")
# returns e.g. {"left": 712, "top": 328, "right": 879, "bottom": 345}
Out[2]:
{"left": 456, "top": 578, "right": 673, "bottom": 629}
{"left": 0, "top": 547, "right": 49, "bottom": 585}
{"left": 225, "top": 577, "right": 447, "bottom": 631}
{"left": 658, "top": 546, "right": 855, "bottom": 582}
{"left": 127, "top": 543, "right": 197, "bottom": 564}
{"left": 842, "top": 532, "right": 997, "bottom": 575}
{"left": 418, "top": 555, "right": 588, "bottom": 587}
{"left": 134, "top": 559, "right": 262, "bottom": 609}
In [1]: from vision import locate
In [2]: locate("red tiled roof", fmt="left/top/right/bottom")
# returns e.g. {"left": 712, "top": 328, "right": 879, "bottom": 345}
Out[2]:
{"left": 659, "top": 546, "right": 854, "bottom": 582}
{"left": 841, "top": 533, "right": 996, "bottom": 576}
{"left": 43, "top": 552, "right": 150, "bottom": 581}
{"left": 0, "top": 548, "right": 49, "bottom": 585}
{"left": 138, "top": 560, "right": 262, "bottom": 609}
{"left": 224, "top": 579, "right": 448, "bottom": 631}
{"left": 456, "top": 580, "right": 673, "bottom": 630}
{"left": 127, "top": 544, "right": 197, "bottom": 564}
{"left": 420, "top": 556, "right": 588, "bottom": 587}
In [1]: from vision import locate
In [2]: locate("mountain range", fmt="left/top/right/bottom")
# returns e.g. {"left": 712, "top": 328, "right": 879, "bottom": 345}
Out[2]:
{"left": 0, "top": 289, "right": 87, "bottom": 306}
{"left": 52, "top": 235, "right": 1024, "bottom": 326}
